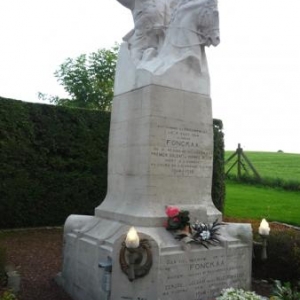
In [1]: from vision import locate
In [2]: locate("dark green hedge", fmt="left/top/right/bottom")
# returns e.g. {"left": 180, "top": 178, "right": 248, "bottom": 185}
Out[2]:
{"left": 227, "top": 174, "right": 300, "bottom": 192}
{"left": 212, "top": 119, "right": 225, "bottom": 212}
{"left": 253, "top": 228, "right": 300, "bottom": 284}
{"left": 0, "top": 97, "right": 224, "bottom": 229}
{"left": 0, "top": 97, "right": 110, "bottom": 228}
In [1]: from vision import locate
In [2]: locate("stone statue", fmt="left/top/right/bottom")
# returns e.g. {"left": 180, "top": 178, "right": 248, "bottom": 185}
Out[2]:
{"left": 117, "top": 0, "right": 219, "bottom": 68}
{"left": 114, "top": 0, "right": 220, "bottom": 95}
{"left": 116, "top": 0, "right": 178, "bottom": 65}
{"left": 142, "top": 0, "right": 220, "bottom": 73}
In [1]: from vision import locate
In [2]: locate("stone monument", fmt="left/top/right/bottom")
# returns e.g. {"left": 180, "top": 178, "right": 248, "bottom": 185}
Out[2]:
{"left": 57, "top": 0, "right": 253, "bottom": 299}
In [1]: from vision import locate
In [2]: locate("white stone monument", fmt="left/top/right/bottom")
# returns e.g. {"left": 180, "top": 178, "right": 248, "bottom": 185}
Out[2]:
{"left": 57, "top": 0, "right": 253, "bottom": 299}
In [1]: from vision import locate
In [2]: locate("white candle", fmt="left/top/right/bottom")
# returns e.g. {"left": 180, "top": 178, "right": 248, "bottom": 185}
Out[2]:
{"left": 125, "top": 227, "right": 140, "bottom": 248}
{"left": 258, "top": 219, "right": 270, "bottom": 236}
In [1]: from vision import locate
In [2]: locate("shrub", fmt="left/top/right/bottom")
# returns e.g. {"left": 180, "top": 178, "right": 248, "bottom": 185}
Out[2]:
{"left": 227, "top": 174, "right": 300, "bottom": 192}
{"left": 0, "top": 97, "right": 110, "bottom": 228}
{"left": 253, "top": 228, "right": 300, "bottom": 284}
{"left": 212, "top": 119, "right": 225, "bottom": 212}
{"left": 0, "top": 290, "right": 18, "bottom": 300}
{"left": 216, "top": 288, "right": 267, "bottom": 300}
{"left": 0, "top": 248, "right": 7, "bottom": 288}
{"left": 270, "top": 280, "right": 300, "bottom": 300}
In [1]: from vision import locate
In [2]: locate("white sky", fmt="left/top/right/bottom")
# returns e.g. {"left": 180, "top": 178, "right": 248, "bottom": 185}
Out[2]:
{"left": 0, "top": 0, "right": 300, "bottom": 153}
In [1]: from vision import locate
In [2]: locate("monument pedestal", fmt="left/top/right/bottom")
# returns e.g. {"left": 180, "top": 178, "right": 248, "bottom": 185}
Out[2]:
{"left": 58, "top": 85, "right": 253, "bottom": 300}
{"left": 95, "top": 85, "right": 221, "bottom": 226}
{"left": 59, "top": 216, "right": 252, "bottom": 300}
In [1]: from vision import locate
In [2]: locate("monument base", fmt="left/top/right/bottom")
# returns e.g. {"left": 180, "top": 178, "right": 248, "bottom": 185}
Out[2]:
{"left": 58, "top": 215, "right": 252, "bottom": 300}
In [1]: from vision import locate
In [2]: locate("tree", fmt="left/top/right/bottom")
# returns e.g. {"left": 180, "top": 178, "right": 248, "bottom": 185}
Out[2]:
{"left": 39, "top": 45, "right": 118, "bottom": 111}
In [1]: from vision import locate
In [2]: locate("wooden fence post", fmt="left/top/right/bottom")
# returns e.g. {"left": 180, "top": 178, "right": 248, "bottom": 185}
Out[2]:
{"left": 225, "top": 144, "right": 261, "bottom": 180}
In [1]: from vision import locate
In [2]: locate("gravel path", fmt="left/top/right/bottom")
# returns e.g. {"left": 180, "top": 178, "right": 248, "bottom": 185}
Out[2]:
{"left": 1, "top": 228, "right": 71, "bottom": 300}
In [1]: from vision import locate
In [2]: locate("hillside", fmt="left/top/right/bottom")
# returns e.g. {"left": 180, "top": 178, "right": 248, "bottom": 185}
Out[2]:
{"left": 224, "top": 151, "right": 300, "bottom": 225}
{"left": 225, "top": 151, "right": 300, "bottom": 182}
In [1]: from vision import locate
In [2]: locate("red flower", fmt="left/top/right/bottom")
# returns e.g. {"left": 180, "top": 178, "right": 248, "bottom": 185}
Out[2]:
{"left": 165, "top": 206, "right": 180, "bottom": 218}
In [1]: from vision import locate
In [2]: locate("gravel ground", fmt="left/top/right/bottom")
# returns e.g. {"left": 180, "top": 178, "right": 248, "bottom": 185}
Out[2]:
{"left": 0, "top": 228, "right": 71, "bottom": 300}
{"left": 0, "top": 227, "right": 272, "bottom": 300}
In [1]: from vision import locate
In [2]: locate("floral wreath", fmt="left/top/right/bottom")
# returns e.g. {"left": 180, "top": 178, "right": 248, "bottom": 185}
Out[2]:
{"left": 165, "top": 206, "right": 224, "bottom": 248}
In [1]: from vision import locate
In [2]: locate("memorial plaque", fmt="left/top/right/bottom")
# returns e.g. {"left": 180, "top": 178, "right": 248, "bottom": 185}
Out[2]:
{"left": 150, "top": 124, "right": 213, "bottom": 178}
{"left": 159, "top": 249, "right": 226, "bottom": 300}
{"left": 158, "top": 244, "right": 251, "bottom": 300}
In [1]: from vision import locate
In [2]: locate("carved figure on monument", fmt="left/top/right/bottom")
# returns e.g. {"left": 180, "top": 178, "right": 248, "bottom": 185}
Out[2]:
{"left": 115, "top": 0, "right": 220, "bottom": 95}
{"left": 143, "top": 0, "right": 220, "bottom": 74}
{"left": 117, "top": 0, "right": 178, "bottom": 65}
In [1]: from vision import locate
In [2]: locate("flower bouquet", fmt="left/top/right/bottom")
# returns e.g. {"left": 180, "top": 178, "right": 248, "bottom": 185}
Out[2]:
{"left": 165, "top": 206, "right": 224, "bottom": 248}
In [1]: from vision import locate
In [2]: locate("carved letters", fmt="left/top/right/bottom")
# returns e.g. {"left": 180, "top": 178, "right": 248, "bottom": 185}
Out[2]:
{"left": 150, "top": 125, "right": 212, "bottom": 177}
{"left": 159, "top": 249, "right": 249, "bottom": 300}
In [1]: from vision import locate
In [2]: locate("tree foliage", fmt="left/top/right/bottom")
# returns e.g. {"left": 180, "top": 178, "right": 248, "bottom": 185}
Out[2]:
{"left": 39, "top": 46, "right": 118, "bottom": 111}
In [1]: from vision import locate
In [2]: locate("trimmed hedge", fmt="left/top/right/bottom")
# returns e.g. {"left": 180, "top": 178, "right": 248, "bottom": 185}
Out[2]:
{"left": 212, "top": 119, "right": 225, "bottom": 212}
{"left": 0, "top": 97, "right": 110, "bottom": 228}
{"left": 0, "top": 97, "right": 225, "bottom": 228}
{"left": 227, "top": 174, "right": 300, "bottom": 192}
{"left": 253, "top": 228, "right": 300, "bottom": 284}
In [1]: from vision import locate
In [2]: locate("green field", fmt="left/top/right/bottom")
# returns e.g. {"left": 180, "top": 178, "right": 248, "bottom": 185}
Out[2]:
{"left": 224, "top": 151, "right": 300, "bottom": 226}
{"left": 225, "top": 151, "right": 300, "bottom": 181}
{"left": 224, "top": 181, "right": 300, "bottom": 226}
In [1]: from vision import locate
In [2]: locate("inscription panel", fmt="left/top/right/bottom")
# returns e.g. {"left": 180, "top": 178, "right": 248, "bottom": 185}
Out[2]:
{"left": 158, "top": 247, "right": 250, "bottom": 300}
{"left": 150, "top": 125, "right": 213, "bottom": 177}
{"left": 226, "top": 246, "right": 251, "bottom": 289}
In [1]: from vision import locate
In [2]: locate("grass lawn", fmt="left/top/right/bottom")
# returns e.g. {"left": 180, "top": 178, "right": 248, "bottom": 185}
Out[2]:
{"left": 225, "top": 151, "right": 300, "bottom": 182}
{"left": 224, "top": 180, "right": 300, "bottom": 226}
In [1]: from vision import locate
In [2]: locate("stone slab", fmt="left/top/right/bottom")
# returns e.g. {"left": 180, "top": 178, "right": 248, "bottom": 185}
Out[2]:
{"left": 58, "top": 216, "right": 252, "bottom": 300}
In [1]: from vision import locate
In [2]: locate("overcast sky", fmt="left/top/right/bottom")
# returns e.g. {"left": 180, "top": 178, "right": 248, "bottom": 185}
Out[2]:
{"left": 1, "top": 0, "right": 300, "bottom": 153}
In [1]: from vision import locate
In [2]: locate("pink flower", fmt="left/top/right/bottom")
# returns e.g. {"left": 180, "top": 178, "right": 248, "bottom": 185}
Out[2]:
{"left": 165, "top": 206, "right": 180, "bottom": 218}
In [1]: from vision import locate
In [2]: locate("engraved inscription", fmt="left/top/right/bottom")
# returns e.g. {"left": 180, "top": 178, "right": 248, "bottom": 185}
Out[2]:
{"left": 159, "top": 250, "right": 250, "bottom": 300}
{"left": 150, "top": 125, "right": 213, "bottom": 177}
{"left": 121, "top": 297, "right": 147, "bottom": 300}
